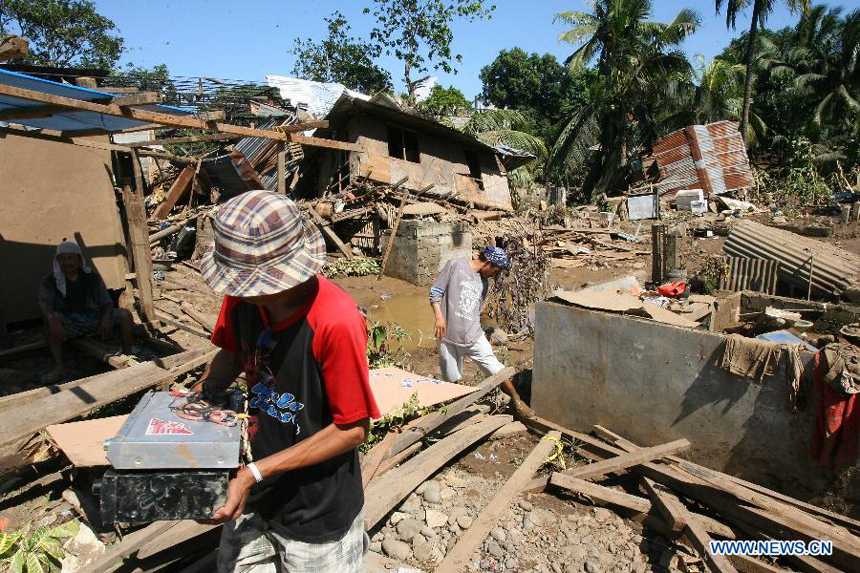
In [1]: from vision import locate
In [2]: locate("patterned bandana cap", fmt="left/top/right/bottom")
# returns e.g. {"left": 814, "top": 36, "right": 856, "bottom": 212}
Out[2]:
{"left": 200, "top": 191, "right": 327, "bottom": 297}
{"left": 481, "top": 246, "right": 509, "bottom": 270}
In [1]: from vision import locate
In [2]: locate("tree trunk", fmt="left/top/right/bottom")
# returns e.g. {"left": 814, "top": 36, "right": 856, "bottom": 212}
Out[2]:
{"left": 740, "top": 0, "right": 762, "bottom": 145}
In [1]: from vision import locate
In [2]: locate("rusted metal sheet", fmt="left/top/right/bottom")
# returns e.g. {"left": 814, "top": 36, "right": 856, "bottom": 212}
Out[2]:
{"left": 648, "top": 121, "right": 753, "bottom": 197}
{"left": 724, "top": 220, "right": 860, "bottom": 298}
{"left": 721, "top": 256, "right": 780, "bottom": 294}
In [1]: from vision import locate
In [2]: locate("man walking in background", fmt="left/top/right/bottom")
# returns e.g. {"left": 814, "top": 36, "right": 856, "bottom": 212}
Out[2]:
{"left": 429, "top": 246, "right": 534, "bottom": 418}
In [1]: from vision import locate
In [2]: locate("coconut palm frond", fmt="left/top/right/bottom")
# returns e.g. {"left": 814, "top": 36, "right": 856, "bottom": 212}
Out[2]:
{"left": 553, "top": 11, "right": 598, "bottom": 27}
{"left": 475, "top": 130, "right": 548, "bottom": 157}
{"left": 547, "top": 104, "right": 600, "bottom": 175}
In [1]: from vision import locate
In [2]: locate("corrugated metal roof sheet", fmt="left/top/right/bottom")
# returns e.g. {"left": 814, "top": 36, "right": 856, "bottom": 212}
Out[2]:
{"left": 648, "top": 120, "right": 754, "bottom": 198}
{"left": 724, "top": 220, "right": 860, "bottom": 298}
{"left": 0, "top": 68, "right": 191, "bottom": 134}
{"left": 265, "top": 75, "right": 370, "bottom": 119}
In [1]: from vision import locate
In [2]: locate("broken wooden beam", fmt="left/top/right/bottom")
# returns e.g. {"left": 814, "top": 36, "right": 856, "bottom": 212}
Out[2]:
{"left": 384, "top": 366, "right": 514, "bottom": 461}
{"left": 0, "top": 82, "right": 360, "bottom": 150}
{"left": 437, "top": 431, "right": 562, "bottom": 572}
{"left": 122, "top": 184, "right": 156, "bottom": 323}
{"left": 378, "top": 182, "right": 411, "bottom": 281}
{"left": 0, "top": 347, "right": 217, "bottom": 459}
{"left": 364, "top": 415, "right": 512, "bottom": 529}
{"left": 153, "top": 166, "right": 196, "bottom": 220}
{"left": 0, "top": 92, "right": 162, "bottom": 121}
{"left": 180, "top": 302, "right": 216, "bottom": 333}
{"left": 306, "top": 207, "right": 353, "bottom": 259}
{"left": 547, "top": 473, "right": 736, "bottom": 539}
{"left": 524, "top": 438, "right": 691, "bottom": 492}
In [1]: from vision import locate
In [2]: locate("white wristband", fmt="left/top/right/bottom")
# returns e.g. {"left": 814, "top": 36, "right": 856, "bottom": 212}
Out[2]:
{"left": 246, "top": 462, "right": 263, "bottom": 483}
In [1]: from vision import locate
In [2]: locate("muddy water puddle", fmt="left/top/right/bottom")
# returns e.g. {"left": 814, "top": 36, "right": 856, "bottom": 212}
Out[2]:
{"left": 366, "top": 292, "right": 437, "bottom": 352}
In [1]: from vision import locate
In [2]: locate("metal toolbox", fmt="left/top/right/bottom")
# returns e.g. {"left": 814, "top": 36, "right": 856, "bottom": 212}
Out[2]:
{"left": 98, "top": 391, "right": 242, "bottom": 524}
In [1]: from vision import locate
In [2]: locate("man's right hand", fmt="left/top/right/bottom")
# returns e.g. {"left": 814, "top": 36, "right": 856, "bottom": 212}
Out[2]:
{"left": 49, "top": 315, "right": 67, "bottom": 342}
{"left": 434, "top": 318, "right": 446, "bottom": 340}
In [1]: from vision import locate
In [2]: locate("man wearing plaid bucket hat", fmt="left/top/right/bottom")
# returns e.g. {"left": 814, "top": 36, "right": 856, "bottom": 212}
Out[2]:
{"left": 194, "top": 191, "right": 380, "bottom": 572}
{"left": 429, "top": 246, "right": 535, "bottom": 419}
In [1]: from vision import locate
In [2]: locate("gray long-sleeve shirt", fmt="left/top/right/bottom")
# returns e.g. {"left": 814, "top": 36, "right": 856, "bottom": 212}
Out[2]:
{"left": 429, "top": 259, "right": 488, "bottom": 347}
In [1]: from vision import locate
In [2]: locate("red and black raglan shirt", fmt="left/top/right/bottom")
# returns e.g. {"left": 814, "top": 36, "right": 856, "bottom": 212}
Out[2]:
{"left": 211, "top": 275, "right": 380, "bottom": 543}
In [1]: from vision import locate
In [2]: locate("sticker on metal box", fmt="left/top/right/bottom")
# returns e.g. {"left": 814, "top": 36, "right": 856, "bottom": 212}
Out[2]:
{"left": 145, "top": 417, "right": 194, "bottom": 436}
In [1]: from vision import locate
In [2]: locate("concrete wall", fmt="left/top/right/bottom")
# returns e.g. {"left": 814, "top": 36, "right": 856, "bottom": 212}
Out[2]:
{"left": 532, "top": 301, "right": 828, "bottom": 498}
{"left": 350, "top": 114, "right": 512, "bottom": 210}
{"left": 0, "top": 132, "right": 127, "bottom": 323}
{"left": 380, "top": 219, "right": 472, "bottom": 285}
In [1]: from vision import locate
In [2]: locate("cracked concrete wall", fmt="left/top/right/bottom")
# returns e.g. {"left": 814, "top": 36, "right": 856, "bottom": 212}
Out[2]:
{"left": 532, "top": 301, "right": 828, "bottom": 498}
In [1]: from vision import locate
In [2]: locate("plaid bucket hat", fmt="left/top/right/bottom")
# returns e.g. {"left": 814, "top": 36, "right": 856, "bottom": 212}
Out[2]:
{"left": 200, "top": 191, "right": 327, "bottom": 297}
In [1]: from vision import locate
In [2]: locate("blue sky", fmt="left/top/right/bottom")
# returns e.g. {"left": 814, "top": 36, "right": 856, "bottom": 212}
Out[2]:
{"left": 95, "top": 0, "right": 853, "bottom": 98}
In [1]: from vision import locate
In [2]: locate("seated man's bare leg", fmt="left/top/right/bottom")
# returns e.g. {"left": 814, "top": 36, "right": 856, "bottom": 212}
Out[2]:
{"left": 112, "top": 308, "right": 135, "bottom": 355}
{"left": 43, "top": 322, "right": 66, "bottom": 377}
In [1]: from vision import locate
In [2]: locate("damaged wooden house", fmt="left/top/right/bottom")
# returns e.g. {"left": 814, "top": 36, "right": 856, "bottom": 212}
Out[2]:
{"left": 202, "top": 90, "right": 534, "bottom": 283}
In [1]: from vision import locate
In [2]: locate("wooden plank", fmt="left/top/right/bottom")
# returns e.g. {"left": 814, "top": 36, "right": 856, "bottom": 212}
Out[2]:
{"left": 378, "top": 185, "right": 410, "bottom": 281}
{"left": 122, "top": 182, "right": 155, "bottom": 323}
{"left": 362, "top": 430, "right": 398, "bottom": 488}
{"left": 88, "top": 521, "right": 176, "bottom": 573}
{"left": 374, "top": 441, "right": 422, "bottom": 477}
{"left": 0, "top": 347, "right": 206, "bottom": 412}
{"left": 364, "top": 415, "right": 512, "bottom": 529}
{"left": 126, "top": 133, "right": 240, "bottom": 147}
{"left": 0, "top": 348, "right": 217, "bottom": 454}
{"left": 179, "top": 302, "right": 216, "bottom": 333}
{"left": 0, "top": 92, "right": 162, "bottom": 121}
{"left": 593, "top": 424, "right": 860, "bottom": 536}
{"left": 156, "top": 312, "right": 210, "bottom": 339}
{"left": 684, "top": 514, "right": 738, "bottom": 573}
{"left": 69, "top": 337, "right": 132, "bottom": 369}
{"left": 642, "top": 477, "right": 688, "bottom": 536}
{"left": 548, "top": 473, "right": 736, "bottom": 539}
{"left": 728, "top": 554, "right": 791, "bottom": 573}
{"left": 438, "top": 432, "right": 562, "bottom": 572}
{"left": 153, "top": 166, "right": 195, "bottom": 220}
{"left": 524, "top": 438, "right": 691, "bottom": 491}
{"left": 0, "top": 340, "right": 45, "bottom": 358}
{"left": 0, "top": 36, "right": 28, "bottom": 61}
{"left": 0, "top": 82, "right": 359, "bottom": 150}
{"left": 385, "top": 367, "right": 515, "bottom": 461}
{"left": 306, "top": 207, "right": 353, "bottom": 259}
{"left": 136, "top": 521, "right": 218, "bottom": 559}
{"left": 277, "top": 143, "right": 286, "bottom": 193}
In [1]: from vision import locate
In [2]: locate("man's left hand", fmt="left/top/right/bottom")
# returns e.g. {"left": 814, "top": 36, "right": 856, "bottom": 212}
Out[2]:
{"left": 204, "top": 467, "right": 254, "bottom": 524}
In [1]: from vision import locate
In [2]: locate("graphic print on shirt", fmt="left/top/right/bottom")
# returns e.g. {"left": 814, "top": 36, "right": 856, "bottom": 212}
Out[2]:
{"left": 454, "top": 279, "right": 482, "bottom": 320}
{"left": 249, "top": 382, "right": 305, "bottom": 435}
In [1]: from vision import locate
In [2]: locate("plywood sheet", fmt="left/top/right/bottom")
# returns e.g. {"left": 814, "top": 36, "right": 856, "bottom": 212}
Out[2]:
{"left": 369, "top": 367, "right": 477, "bottom": 418}
{"left": 46, "top": 415, "right": 128, "bottom": 467}
{"left": 0, "top": 132, "right": 127, "bottom": 323}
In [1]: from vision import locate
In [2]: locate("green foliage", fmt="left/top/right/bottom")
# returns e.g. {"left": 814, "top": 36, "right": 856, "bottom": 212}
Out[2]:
{"left": 366, "top": 320, "right": 411, "bottom": 368}
{"left": 290, "top": 11, "right": 392, "bottom": 94}
{"left": 0, "top": 0, "right": 122, "bottom": 69}
{"left": 364, "top": 0, "right": 495, "bottom": 103}
{"left": 322, "top": 257, "right": 381, "bottom": 278}
{"left": 419, "top": 84, "right": 471, "bottom": 116}
{"left": 550, "top": 0, "right": 700, "bottom": 197}
{"left": 0, "top": 520, "right": 79, "bottom": 573}
{"left": 363, "top": 393, "right": 440, "bottom": 450}
{"left": 485, "top": 234, "right": 551, "bottom": 336}
{"left": 479, "top": 48, "right": 597, "bottom": 136}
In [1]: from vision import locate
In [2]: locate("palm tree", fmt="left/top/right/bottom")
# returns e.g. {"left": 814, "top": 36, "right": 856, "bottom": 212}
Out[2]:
{"left": 715, "top": 0, "right": 810, "bottom": 144}
{"left": 791, "top": 8, "right": 858, "bottom": 131}
{"left": 456, "top": 109, "right": 548, "bottom": 189}
{"left": 550, "top": 0, "right": 700, "bottom": 196}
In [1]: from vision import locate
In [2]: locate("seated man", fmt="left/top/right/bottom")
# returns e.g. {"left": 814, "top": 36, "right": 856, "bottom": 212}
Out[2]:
{"left": 38, "top": 240, "right": 135, "bottom": 381}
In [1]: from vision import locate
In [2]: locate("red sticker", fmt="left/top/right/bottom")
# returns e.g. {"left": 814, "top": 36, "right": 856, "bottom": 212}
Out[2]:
{"left": 146, "top": 417, "right": 194, "bottom": 436}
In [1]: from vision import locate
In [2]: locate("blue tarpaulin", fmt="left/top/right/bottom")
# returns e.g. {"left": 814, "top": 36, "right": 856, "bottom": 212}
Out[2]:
{"left": 0, "top": 68, "right": 192, "bottom": 134}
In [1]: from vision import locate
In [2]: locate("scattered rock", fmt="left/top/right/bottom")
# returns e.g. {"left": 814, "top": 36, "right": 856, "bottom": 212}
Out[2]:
{"left": 585, "top": 558, "right": 601, "bottom": 573}
{"left": 490, "top": 527, "right": 507, "bottom": 543}
{"left": 397, "top": 518, "right": 424, "bottom": 542}
{"left": 518, "top": 500, "right": 534, "bottom": 511}
{"left": 593, "top": 507, "right": 612, "bottom": 523}
{"left": 425, "top": 508, "right": 448, "bottom": 529}
{"left": 422, "top": 481, "right": 442, "bottom": 504}
{"left": 457, "top": 515, "right": 473, "bottom": 529}
{"left": 487, "top": 540, "right": 504, "bottom": 559}
{"left": 389, "top": 511, "right": 409, "bottom": 526}
{"left": 382, "top": 538, "right": 411, "bottom": 561}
